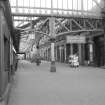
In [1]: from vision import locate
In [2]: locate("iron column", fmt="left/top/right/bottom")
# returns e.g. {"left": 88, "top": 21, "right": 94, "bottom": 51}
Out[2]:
{"left": 49, "top": 17, "right": 56, "bottom": 72}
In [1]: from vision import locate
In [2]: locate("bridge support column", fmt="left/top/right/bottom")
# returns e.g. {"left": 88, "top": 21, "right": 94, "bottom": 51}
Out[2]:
{"left": 50, "top": 41, "right": 56, "bottom": 72}
{"left": 88, "top": 38, "right": 94, "bottom": 66}
{"left": 78, "top": 44, "right": 82, "bottom": 65}
{"left": 64, "top": 44, "right": 66, "bottom": 62}
{"left": 49, "top": 17, "right": 56, "bottom": 72}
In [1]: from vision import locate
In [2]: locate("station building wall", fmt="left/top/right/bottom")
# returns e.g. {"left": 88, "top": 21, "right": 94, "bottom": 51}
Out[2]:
{"left": 39, "top": 33, "right": 104, "bottom": 67}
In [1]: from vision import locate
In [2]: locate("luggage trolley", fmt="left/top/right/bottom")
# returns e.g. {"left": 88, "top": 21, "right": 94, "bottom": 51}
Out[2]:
{"left": 68, "top": 54, "right": 79, "bottom": 67}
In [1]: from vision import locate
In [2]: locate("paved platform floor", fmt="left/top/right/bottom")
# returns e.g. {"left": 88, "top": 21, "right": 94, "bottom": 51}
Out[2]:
{"left": 8, "top": 60, "right": 105, "bottom": 105}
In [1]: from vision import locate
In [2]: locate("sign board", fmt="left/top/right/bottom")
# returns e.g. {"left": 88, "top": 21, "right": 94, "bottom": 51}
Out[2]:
{"left": 66, "top": 36, "right": 86, "bottom": 43}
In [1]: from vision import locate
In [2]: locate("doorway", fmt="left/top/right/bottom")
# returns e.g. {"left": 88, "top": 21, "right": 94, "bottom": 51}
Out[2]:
{"left": 94, "top": 36, "right": 104, "bottom": 67}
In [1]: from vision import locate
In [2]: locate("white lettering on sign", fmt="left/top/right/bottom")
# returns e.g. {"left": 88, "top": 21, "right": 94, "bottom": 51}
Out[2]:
{"left": 66, "top": 36, "right": 86, "bottom": 43}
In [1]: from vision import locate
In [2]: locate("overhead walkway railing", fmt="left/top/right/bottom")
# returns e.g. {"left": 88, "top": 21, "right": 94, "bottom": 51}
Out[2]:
{"left": 10, "top": 1, "right": 104, "bottom": 39}
{"left": 9, "top": 0, "right": 103, "bottom": 27}
{"left": 11, "top": 7, "right": 101, "bottom": 18}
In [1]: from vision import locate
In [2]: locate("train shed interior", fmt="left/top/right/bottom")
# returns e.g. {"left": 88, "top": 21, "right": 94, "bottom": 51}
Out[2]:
{"left": 0, "top": 0, "right": 105, "bottom": 105}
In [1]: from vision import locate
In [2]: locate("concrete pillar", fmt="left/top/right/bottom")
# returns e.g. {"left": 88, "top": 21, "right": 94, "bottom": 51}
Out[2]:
{"left": 55, "top": 46, "right": 57, "bottom": 61}
{"left": 78, "top": 44, "right": 82, "bottom": 64}
{"left": 89, "top": 43, "right": 93, "bottom": 62}
{"left": 64, "top": 44, "right": 66, "bottom": 62}
{"left": 49, "top": 17, "right": 56, "bottom": 72}
{"left": 48, "top": 48, "right": 49, "bottom": 61}
{"left": 47, "top": 48, "right": 48, "bottom": 61}
{"left": 59, "top": 46, "right": 62, "bottom": 62}
{"left": 51, "top": 43, "right": 55, "bottom": 60}
{"left": 82, "top": 44, "right": 85, "bottom": 65}
{"left": 88, "top": 38, "right": 94, "bottom": 65}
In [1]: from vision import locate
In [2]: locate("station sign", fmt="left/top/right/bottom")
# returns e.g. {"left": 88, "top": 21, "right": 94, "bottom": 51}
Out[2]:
{"left": 66, "top": 36, "right": 86, "bottom": 43}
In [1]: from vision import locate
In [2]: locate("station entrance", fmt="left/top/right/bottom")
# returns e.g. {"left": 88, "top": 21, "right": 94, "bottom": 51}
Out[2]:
{"left": 66, "top": 43, "right": 84, "bottom": 65}
{"left": 94, "top": 35, "right": 104, "bottom": 67}
{"left": 66, "top": 35, "right": 86, "bottom": 65}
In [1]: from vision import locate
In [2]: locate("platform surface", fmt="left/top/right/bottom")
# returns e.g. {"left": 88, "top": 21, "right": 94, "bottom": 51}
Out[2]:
{"left": 8, "top": 60, "right": 105, "bottom": 105}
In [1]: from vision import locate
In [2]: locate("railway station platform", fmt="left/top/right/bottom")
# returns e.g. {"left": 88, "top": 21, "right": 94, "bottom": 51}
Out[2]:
{"left": 0, "top": 0, "right": 105, "bottom": 105}
{"left": 8, "top": 60, "right": 105, "bottom": 105}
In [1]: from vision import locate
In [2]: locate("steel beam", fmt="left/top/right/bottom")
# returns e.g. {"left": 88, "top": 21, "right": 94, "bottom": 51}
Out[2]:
{"left": 11, "top": 6, "right": 100, "bottom": 13}
{"left": 57, "top": 29, "right": 104, "bottom": 37}
{"left": 71, "top": 19, "right": 83, "bottom": 29}
{"left": 86, "top": 20, "right": 95, "bottom": 29}
{"left": 18, "top": 16, "right": 103, "bottom": 37}
{"left": 55, "top": 19, "right": 70, "bottom": 32}
{"left": 12, "top": 12, "right": 102, "bottom": 19}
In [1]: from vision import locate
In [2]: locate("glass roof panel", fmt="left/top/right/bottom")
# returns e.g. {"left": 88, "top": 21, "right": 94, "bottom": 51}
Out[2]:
{"left": 9, "top": 0, "right": 102, "bottom": 27}
{"left": 10, "top": 0, "right": 102, "bottom": 14}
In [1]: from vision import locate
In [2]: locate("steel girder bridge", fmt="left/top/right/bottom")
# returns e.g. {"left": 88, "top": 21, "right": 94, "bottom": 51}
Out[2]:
{"left": 9, "top": 0, "right": 105, "bottom": 71}
{"left": 10, "top": 0, "right": 105, "bottom": 44}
